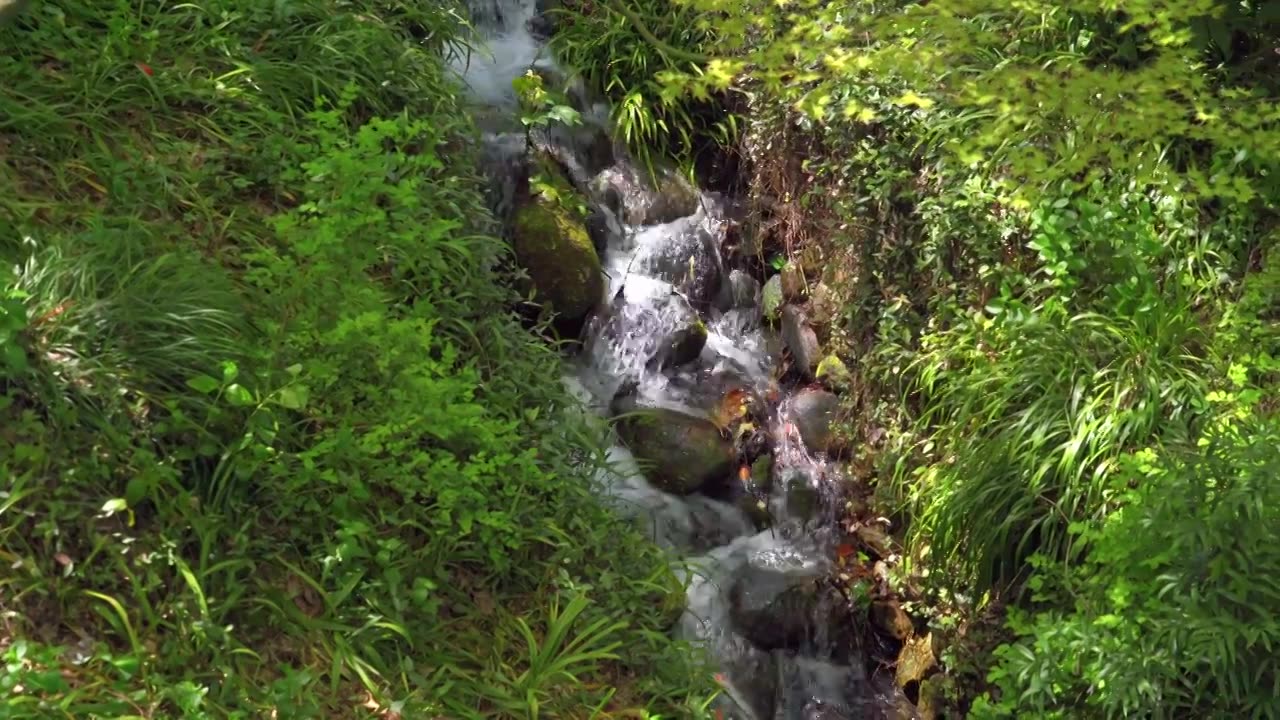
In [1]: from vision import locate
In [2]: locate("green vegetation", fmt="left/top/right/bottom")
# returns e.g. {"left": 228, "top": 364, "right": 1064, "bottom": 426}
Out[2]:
{"left": 548, "top": 0, "right": 734, "bottom": 172}
{"left": 1, "top": 1, "right": 712, "bottom": 717}
{"left": 551, "top": 0, "right": 1280, "bottom": 715}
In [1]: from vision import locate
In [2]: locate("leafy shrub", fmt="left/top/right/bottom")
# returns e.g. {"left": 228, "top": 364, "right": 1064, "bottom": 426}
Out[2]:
{"left": 894, "top": 186, "right": 1225, "bottom": 590}
{"left": 974, "top": 400, "right": 1280, "bottom": 718}
{"left": 550, "top": 0, "right": 735, "bottom": 172}
{"left": 1, "top": 1, "right": 714, "bottom": 717}
{"left": 670, "top": 0, "right": 1280, "bottom": 202}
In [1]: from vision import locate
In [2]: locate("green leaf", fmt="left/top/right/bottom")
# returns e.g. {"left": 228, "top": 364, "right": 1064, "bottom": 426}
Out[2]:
{"left": 225, "top": 384, "right": 254, "bottom": 407}
{"left": 102, "top": 498, "right": 128, "bottom": 514}
{"left": 187, "top": 374, "right": 220, "bottom": 394}
{"left": 276, "top": 384, "right": 309, "bottom": 410}
{"left": 125, "top": 476, "right": 150, "bottom": 506}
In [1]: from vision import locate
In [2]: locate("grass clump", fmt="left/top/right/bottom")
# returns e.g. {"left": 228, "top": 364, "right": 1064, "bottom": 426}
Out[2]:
{"left": 1, "top": 1, "right": 714, "bottom": 717}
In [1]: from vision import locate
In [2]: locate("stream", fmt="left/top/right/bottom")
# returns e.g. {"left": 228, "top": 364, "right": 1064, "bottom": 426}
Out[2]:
{"left": 453, "top": 3, "right": 915, "bottom": 718}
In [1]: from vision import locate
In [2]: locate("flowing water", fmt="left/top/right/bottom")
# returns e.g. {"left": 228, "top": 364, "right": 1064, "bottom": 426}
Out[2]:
{"left": 453, "top": 4, "right": 912, "bottom": 717}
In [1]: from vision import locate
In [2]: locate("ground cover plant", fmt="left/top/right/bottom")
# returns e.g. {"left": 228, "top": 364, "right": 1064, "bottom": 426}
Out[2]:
{"left": 0, "top": 1, "right": 713, "bottom": 717}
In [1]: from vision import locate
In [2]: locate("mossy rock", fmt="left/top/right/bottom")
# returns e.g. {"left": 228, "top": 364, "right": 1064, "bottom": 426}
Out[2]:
{"left": 512, "top": 199, "right": 603, "bottom": 322}
{"left": 815, "top": 354, "right": 851, "bottom": 391}
{"left": 613, "top": 407, "right": 735, "bottom": 495}
{"left": 762, "top": 275, "right": 784, "bottom": 322}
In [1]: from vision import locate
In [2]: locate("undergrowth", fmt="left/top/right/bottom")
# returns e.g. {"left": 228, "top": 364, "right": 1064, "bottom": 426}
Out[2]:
{"left": 549, "top": 0, "right": 736, "bottom": 176}
{"left": 1, "top": 1, "right": 714, "bottom": 717}
{"left": 625, "top": 0, "right": 1280, "bottom": 714}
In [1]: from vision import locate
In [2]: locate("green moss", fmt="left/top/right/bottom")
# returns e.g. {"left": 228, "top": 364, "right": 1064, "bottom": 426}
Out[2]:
{"left": 512, "top": 199, "right": 603, "bottom": 321}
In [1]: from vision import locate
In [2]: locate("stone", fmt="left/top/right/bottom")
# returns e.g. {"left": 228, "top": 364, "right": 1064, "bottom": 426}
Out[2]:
{"left": 630, "top": 224, "right": 722, "bottom": 307}
{"left": 781, "top": 305, "right": 821, "bottom": 379}
{"left": 588, "top": 164, "right": 700, "bottom": 227}
{"left": 762, "top": 275, "right": 784, "bottom": 322}
{"left": 895, "top": 633, "right": 938, "bottom": 688}
{"left": 585, "top": 206, "right": 623, "bottom": 255}
{"left": 781, "top": 261, "right": 807, "bottom": 301}
{"left": 917, "top": 676, "right": 946, "bottom": 720}
{"left": 750, "top": 453, "right": 774, "bottom": 493}
{"left": 511, "top": 199, "right": 603, "bottom": 322}
{"left": 809, "top": 281, "right": 839, "bottom": 327}
{"left": 716, "top": 268, "right": 762, "bottom": 312}
{"left": 773, "top": 655, "right": 876, "bottom": 720}
{"left": 871, "top": 599, "right": 914, "bottom": 641}
{"left": 612, "top": 404, "right": 735, "bottom": 495}
{"left": 790, "top": 388, "right": 840, "bottom": 454}
{"left": 770, "top": 466, "right": 829, "bottom": 527}
{"left": 644, "top": 168, "right": 702, "bottom": 225}
{"left": 646, "top": 318, "right": 707, "bottom": 371}
{"left": 729, "top": 562, "right": 855, "bottom": 659}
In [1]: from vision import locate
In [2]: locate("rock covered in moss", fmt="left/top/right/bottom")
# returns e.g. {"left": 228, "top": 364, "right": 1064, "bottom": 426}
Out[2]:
{"left": 611, "top": 399, "right": 735, "bottom": 495}
{"left": 512, "top": 199, "right": 603, "bottom": 322}
{"left": 816, "top": 354, "right": 851, "bottom": 391}
{"left": 762, "top": 275, "right": 784, "bottom": 322}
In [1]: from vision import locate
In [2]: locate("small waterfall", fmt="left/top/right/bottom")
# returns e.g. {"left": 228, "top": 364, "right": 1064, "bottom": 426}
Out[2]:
{"left": 453, "top": 1, "right": 910, "bottom": 717}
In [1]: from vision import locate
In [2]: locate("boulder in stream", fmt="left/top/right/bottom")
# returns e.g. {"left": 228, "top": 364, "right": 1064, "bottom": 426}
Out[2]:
{"left": 512, "top": 198, "right": 603, "bottom": 322}
{"left": 729, "top": 559, "right": 857, "bottom": 659}
{"left": 589, "top": 163, "right": 701, "bottom": 227}
{"left": 630, "top": 221, "right": 723, "bottom": 307}
{"left": 790, "top": 388, "right": 840, "bottom": 454}
{"left": 646, "top": 317, "right": 707, "bottom": 371}
{"left": 611, "top": 401, "right": 735, "bottom": 495}
{"left": 717, "top": 268, "right": 762, "bottom": 312}
{"left": 782, "top": 305, "right": 821, "bottom": 379}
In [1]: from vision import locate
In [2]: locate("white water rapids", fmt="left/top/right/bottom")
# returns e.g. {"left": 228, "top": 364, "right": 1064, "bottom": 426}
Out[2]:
{"left": 451, "top": 3, "right": 916, "bottom": 717}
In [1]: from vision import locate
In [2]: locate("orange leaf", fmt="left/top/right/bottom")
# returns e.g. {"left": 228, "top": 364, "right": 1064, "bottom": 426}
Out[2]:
{"left": 835, "top": 543, "right": 855, "bottom": 560}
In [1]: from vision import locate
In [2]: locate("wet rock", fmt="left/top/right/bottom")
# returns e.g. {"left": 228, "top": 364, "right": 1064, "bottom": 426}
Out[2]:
{"left": 781, "top": 262, "right": 807, "bottom": 301}
{"left": 772, "top": 467, "right": 827, "bottom": 527}
{"left": 631, "top": 222, "right": 722, "bottom": 307}
{"left": 871, "top": 599, "right": 914, "bottom": 641}
{"left": 750, "top": 453, "right": 775, "bottom": 494}
{"left": 717, "top": 635, "right": 779, "bottom": 720}
{"left": 647, "top": 318, "right": 707, "bottom": 371}
{"left": 729, "top": 558, "right": 855, "bottom": 658}
{"left": 512, "top": 199, "right": 603, "bottom": 322}
{"left": 717, "top": 268, "right": 762, "bottom": 312}
{"left": 593, "top": 287, "right": 706, "bottom": 375}
{"left": 791, "top": 388, "right": 839, "bottom": 454}
{"left": 642, "top": 169, "right": 701, "bottom": 225}
{"left": 773, "top": 655, "right": 875, "bottom": 720}
{"left": 816, "top": 354, "right": 852, "bottom": 392}
{"left": 585, "top": 206, "right": 623, "bottom": 255}
{"left": 762, "top": 275, "right": 784, "bottom": 322}
{"left": 895, "top": 633, "right": 937, "bottom": 689}
{"left": 916, "top": 676, "right": 945, "bottom": 720}
{"left": 781, "top": 305, "right": 821, "bottom": 379}
{"left": 736, "top": 487, "right": 772, "bottom": 530}
{"left": 545, "top": 115, "right": 615, "bottom": 178}
{"left": 611, "top": 403, "right": 735, "bottom": 495}
{"left": 589, "top": 165, "right": 700, "bottom": 226}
